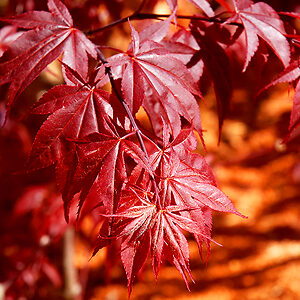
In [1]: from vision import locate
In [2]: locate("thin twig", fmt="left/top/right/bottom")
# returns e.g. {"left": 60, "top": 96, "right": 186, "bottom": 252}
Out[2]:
{"left": 95, "top": 48, "right": 161, "bottom": 207}
{"left": 85, "top": 13, "right": 241, "bottom": 36}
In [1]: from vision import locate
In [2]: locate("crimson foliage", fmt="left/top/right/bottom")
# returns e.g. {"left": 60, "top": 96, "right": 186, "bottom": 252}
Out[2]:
{"left": 0, "top": 0, "right": 299, "bottom": 298}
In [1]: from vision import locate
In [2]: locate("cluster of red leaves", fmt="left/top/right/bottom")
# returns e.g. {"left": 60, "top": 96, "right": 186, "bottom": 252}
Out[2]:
{"left": 0, "top": 0, "right": 299, "bottom": 296}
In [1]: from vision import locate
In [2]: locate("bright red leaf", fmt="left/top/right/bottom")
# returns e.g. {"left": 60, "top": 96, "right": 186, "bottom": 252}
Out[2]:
{"left": 0, "top": 0, "right": 97, "bottom": 113}
{"left": 229, "top": 0, "right": 290, "bottom": 71}
{"left": 108, "top": 23, "right": 203, "bottom": 138}
{"left": 28, "top": 73, "right": 112, "bottom": 172}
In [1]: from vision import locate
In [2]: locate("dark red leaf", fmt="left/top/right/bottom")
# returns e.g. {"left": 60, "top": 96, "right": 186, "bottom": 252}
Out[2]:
{"left": 191, "top": 23, "right": 232, "bottom": 138}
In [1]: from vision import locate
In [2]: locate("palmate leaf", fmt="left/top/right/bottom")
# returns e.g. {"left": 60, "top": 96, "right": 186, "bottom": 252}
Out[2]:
{"left": 98, "top": 187, "right": 212, "bottom": 292}
{"left": 0, "top": 0, "right": 97, "bottom": 112}
{"left": 28, "top": 74, "right": 112, "bottom": 171}
{"left": 107, "top": 22, "right": 203, "bottom": 138}
{"left": 228, "top": 0, "right": 290, "bottom": 71}
{"left": 149, "top": 141, "right": 243, "bottom": 252}
{"left": 26, "top": 63, "right": 114, "bottom": 221}
{"left": 102, "top": 130, "right": 244, "bottom": 291}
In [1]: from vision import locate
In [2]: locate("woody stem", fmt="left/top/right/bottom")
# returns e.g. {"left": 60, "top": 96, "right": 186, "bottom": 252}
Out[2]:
{"left": 96, "top": 48, "right": 161, "bottom": 207}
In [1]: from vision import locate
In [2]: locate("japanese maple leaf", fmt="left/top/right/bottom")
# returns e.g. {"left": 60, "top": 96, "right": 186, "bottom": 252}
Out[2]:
{"left": 154, "top": 150, "right": 245, "bottom": 258}
{"left": 261, "top": 60, "right": 300, "bottom": 137}
{"left": 145, "top": 141, "right": 233, "bottom": 245}
{"left": 0, "top": 0, "right": 97, "bottom": 112}
{"left": 28, "top": 66, "right": 112, "bottom": 173}
{"left": 228, "top": 0, "right": 290, "bottom": 71}
{"left": 108, "top": 22, "right": 202, "bottom": 138}
{"left": 100, "top": 189, "right": 211, "bottom": 292}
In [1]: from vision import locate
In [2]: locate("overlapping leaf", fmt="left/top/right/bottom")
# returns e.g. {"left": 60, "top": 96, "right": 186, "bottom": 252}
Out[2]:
{"left": 163, "top": 151, "right": 244, "bottom": 216}
{"left": 63, "top": 127, "right": 154, "bottom": 220}
{"left": 155, "top": 149, "right": 244, "bottom": 257}
{"left": 107, "top": 23, "right": 202, "bottom": 138}
{"left": 228, "top": 0, "right": 290, "bottom": 71}
{"left": 0, "top": 0, "right": 97, "bottom": 111}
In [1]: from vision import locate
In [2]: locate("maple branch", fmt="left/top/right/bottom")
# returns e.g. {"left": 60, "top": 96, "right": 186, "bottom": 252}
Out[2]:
{"left": 86, "top": 13, "right": 241, "bottom": 36}
{"left": 95, "top": 48, "right": 161, "bottom": 205}
{"left": 95, "top": 49, "right": 147, "bottom": 154}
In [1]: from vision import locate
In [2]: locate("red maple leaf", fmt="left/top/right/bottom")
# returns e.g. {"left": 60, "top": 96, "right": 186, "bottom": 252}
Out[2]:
{"left": 107, "top": 22, "right": 202, "bottom": 138}
{"left": 161, "top": 151, "right": 244, "bottom": 216}
{"left": 0, "top": 0, "right": 97, "bottom": 113}
{"left": 228, "top": 0, "right": 290, "bottom": 71}
{"left": 97, "top": 186, "right": 213, "bottom": 292}
{"left": 28, "top": 64, "right": 112, "bottom": 172}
